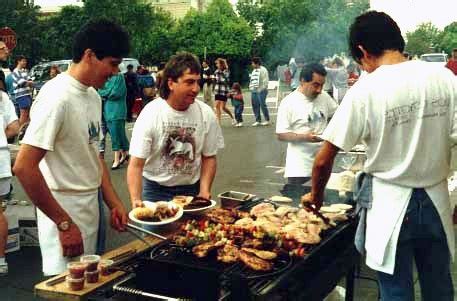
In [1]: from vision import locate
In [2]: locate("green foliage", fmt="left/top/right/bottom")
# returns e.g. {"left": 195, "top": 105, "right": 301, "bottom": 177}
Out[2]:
{"left": 0, "top": 0, "right": 43, "bottom": 66}
{"left": 237, "top": 0, "right": 369, "bottom": 67}
{"left": 438, "top": 22, "right": 457, "bottom": 55}
{"left": 405, "top": 22, "right": 442, "bottom": 56}
{"left": 40, "top": 6, "right": 88, "bottom": 61}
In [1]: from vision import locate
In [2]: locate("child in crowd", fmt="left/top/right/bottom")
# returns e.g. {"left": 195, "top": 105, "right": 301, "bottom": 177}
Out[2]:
{"left": 228, "top": 82, "right": 244, "bottom": 127}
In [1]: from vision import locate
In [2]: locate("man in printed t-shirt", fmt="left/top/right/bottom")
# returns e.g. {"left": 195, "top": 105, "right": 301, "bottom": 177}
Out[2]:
{"left": 127, "top": 52, "right": 224, "bottom": 208}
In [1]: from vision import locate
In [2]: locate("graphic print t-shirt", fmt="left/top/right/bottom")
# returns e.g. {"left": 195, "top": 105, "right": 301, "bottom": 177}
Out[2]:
{"left": 129, "top": 98, "right": 224, "bottom": 186}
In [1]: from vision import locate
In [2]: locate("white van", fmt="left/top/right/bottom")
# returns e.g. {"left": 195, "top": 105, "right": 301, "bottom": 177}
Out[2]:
{"left": 420, "top": 53, "right": 448, "bottom": 66}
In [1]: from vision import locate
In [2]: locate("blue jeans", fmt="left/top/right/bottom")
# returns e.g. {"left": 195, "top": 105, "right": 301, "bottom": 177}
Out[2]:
{"left": 377, "top": 188, "right": 453, "bottom": 301}
{"left": 142, "top": 177, "right": 200, "bottom": 201}
{"left": 251, "top": 89, "right": 269, "bottom": 122}
{"left": 232, "top": 100, "right": 243, "bottom": 123}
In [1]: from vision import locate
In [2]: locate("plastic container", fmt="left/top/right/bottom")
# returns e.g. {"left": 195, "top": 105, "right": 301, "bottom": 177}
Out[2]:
{"left": 98, "top": 259, "right": 114, "bottom": 276}
{"left": 67, "top": 261, "right": 87, "bottom": 279}
{"left": 66, "top": 275, "right": 85, "bottom": 291}
{"left": 80, "top": 255, "right": 100, "bottom": 272}
{"left": 218, "top": 191, "right": 256, "bottom": 208}
{"left": 85, "top": 270, "right": 99, "bottom": 283}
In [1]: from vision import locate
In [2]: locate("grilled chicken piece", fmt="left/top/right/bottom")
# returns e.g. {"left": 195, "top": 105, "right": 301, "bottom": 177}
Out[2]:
{"left": 217, "top": 244, "right": 239, "bottom": 263}
{"left": 242, "top": 238, "right": 264, "bottom": 249}
{"left": 239, "top": 250, "right": 273, "bottom": 271}
{"left": 192, "top": 241, "right": 225, "bottom": 258}
{"left": 206, "top": 208, "right": 236, "bottom": 224}
{"left": 241, "top": 248, "right": 277, "bottom": 260}
{"left": 250, "top": 203, "right": 275, "bottom": 217}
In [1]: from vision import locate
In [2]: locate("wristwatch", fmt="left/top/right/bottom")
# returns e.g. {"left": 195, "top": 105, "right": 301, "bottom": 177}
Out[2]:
{"left": 57, "top": 220, "right": 72, "bottom": 232}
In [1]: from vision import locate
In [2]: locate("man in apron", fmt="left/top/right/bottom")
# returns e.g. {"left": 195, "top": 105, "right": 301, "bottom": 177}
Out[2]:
{"left": 13, "top": 19, "right": 129, "bottom": 276}
{"left": 303, "top": 11, "right": 456, "bottom": 301}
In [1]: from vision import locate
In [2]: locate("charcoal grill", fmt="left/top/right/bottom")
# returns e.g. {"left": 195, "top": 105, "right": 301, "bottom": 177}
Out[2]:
{"left": 87, "top": 199, "right": 358, "bottom": 301}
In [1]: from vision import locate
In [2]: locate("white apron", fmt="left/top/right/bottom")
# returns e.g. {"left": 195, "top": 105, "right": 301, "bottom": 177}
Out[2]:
{"left": 36, "top": 190, "right": 99, "bottom": 276}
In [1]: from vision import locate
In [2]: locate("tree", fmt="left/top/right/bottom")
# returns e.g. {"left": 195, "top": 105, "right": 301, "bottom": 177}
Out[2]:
{"left": 0, "top": 0, "right": 43, "bottom": 66}
{"left": 237, "top": 0, "right": 369, "bottom": 67}
{"left": 175, "top": 0, "right": 254, "bottom": 83}
{"left": 438, "top": 22, "right": 457, "bottom": 55}
{"left": 405, "top": 22, "right": 442, "bottom": 56}
{"left": 40, "top": 5, "right": 88, "bottom": 61}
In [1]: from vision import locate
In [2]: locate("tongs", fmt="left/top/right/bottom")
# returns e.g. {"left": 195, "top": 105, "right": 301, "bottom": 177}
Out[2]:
{"left": 302, "top": 203, "right": 331, "bottom": 225}
{"left": 126, "top": 223, "right": 167, "bottom": 242}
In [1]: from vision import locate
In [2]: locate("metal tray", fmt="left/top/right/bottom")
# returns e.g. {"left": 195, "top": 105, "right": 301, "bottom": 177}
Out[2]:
{"left": 218, "top": 191, "right": 256, "bottom": 208}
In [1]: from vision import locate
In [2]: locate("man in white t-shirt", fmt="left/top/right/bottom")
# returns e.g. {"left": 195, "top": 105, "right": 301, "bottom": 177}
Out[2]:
{"left": 127, "top": 52, "right": 224, "bottom": 208}
{"left": 0, "top": 90, "right": 19, "bottom": 276}
{"left": 276, "top": 63, "right": 337, "bottom": 198}
{"left": 13, "top": 19, "right": 129, "bottom": 276}
{"left": 303, "top": 11, "right": 457, "bottom": 300}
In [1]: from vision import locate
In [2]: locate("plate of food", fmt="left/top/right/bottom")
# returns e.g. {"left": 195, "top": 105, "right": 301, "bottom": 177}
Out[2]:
{"left": 129, "top": 201, "right": 183, "bottom": 225}
{"left": 171, "top": 195, "right": 217, "bottom": 214}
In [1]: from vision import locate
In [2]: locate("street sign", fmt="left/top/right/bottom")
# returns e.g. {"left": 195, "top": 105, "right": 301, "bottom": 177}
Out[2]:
{"left": 0, "top": 27, "right": 17, "bottom": 51}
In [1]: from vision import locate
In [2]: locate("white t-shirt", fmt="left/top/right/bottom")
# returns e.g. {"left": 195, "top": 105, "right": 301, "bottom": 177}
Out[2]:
{"left": 322, "top": 60, "right": 457, "bottom": 273}
{"left": 276, "top": 90, "right": 337, "bottom": 177}
{"left": 0, "top": 91, "right": 18, "bottom": 178}
{"left": 130, "top": 98, "right": 224, "bottom": 186}
{"left": 22, "top": 73, "right": 103, "bottom": 194}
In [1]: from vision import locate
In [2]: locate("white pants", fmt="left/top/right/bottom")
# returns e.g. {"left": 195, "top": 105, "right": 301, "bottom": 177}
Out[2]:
{"left": 37, "top": 191, "right": 99, "bottom": 276}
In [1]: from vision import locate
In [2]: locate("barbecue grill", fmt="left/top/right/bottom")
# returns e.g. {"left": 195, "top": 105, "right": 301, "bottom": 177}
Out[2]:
{"left": 86, "top": 199, "right": 358, "bottom": 301}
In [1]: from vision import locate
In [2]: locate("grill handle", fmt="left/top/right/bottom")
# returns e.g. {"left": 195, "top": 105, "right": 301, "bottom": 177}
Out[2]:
{"left": 113, "top": 274, "right": 190, "bottom": 301}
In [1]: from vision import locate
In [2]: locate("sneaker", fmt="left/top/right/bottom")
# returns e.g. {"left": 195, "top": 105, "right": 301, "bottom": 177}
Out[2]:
{"left": 0, "top": 263, "right": 8, "bottom": 276}
{"left": 231, "top": 119, "right": 237, "bottom": 125}
{"left": 252, "top": 122, "right": 260, "bottom": 127}
{"left": 236, "top": 122, "right": 243, "bottom": 127}
{"left": 260, "top": 121, "right": 270, "bottom": 126}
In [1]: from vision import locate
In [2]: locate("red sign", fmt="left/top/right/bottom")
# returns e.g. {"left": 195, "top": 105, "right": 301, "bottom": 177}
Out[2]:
{"left": 0, "top": 27, "right": 17, "bottom": 51}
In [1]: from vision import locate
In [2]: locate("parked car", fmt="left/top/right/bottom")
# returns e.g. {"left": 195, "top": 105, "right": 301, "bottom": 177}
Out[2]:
{"left": 420, "top": 53, "right": 448, "bottom": 66}
{"left": 31, "top": 58, "right": 141, "bottom": 95}
{"left": 30, "top": 59, "right": 72, "bottom": 94}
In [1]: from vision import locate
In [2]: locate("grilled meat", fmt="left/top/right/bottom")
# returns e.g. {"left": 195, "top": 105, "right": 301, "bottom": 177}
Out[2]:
{"left": 239, "top": 250, "right": 273, "bottom": 271}
{"left": 192, "top": 241, "right": 225, "bottom": 258}
{"left": 250, "top": 203, "right": 275, "bottom": 217}
{"left": 241, "top": 248, "right": 277, "bottom": 260}
{"left": 242, "top": 238, "right": 264, "bottom": 249}
{"left": 217, "top": 244, "right": 239, "bottom": 263}
{"left": 184, "top": 197, "right": 212, "bottom": 209}
{"left": 206, "top": 208, "right": 236, "bottom": 224}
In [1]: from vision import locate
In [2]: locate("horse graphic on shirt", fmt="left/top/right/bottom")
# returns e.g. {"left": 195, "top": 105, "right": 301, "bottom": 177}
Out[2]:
{"left": 169, "top": 136, "right": 194, "bottom": 161}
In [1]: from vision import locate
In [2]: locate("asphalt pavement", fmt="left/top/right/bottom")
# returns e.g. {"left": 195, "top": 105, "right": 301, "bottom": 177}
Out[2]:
{"left": 1, "top": 91, "right": 457, "bottom": 300}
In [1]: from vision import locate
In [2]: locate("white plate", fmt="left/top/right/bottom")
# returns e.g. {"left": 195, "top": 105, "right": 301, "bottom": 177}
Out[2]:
{"left": 128, "top": 201, "right": 183, "bottom": 226}
{"left": 183, "top": 199, "right": 217, "bottom": 214}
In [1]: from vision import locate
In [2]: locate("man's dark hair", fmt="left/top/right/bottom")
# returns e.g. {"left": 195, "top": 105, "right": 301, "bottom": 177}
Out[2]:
{"left": 127, "top": 64, "right": 133, "bottom": 70}
{"left": 252, "top": 57, "right": 262, "bottom": 65}
{"left": 72, "top": 19, "right": 130, "bottom": 63}
{"left": 15, "top": 55, "right": 26, "bottom": 66}
{"left": 349, "top": 11, "right": 405, "bottom": 64}
{"left": 300, "top": 63, "right": 327, "bottom": 82}
{"left": 159, "top": 52, "right": 201, "bottom": 99}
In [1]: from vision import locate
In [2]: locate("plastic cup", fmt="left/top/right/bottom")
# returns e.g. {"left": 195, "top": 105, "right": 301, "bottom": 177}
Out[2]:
{"left": 67, "top": 261, "right": 87, "bottom": 279}
{"left": 80, "top": 255, "right": 101, "bottom": 272}
{"left": 85, "top": 270, "right": 99, "bottom": 283}
{"left": 66, "top": 275, "right": 85, "bottom": 291}
{"left": 98, "top": 259, "right": 114, "bottom": 276}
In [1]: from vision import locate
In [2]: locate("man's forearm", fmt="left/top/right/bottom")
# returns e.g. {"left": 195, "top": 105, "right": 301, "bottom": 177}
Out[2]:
{"left": 126, "top": 159, "right": 145, "bottom": 205}
{"left": 277, "top": 132, "right": 318, "bottom": 143}
{"left": 199, "top": 156, "right": 217, "bottom": 197}
{"left": 311, "top": 142, "right": 340, "bottom": 203}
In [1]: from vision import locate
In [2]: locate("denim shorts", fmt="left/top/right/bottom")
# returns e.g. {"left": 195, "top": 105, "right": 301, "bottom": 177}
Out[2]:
{"left": 16, "top": 95, "right": 32, "bottom": 109}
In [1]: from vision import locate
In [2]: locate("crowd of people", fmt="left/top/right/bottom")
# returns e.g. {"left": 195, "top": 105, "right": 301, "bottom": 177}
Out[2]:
{"left": 0, "top": 9, "right": 456, "bottom": 301}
